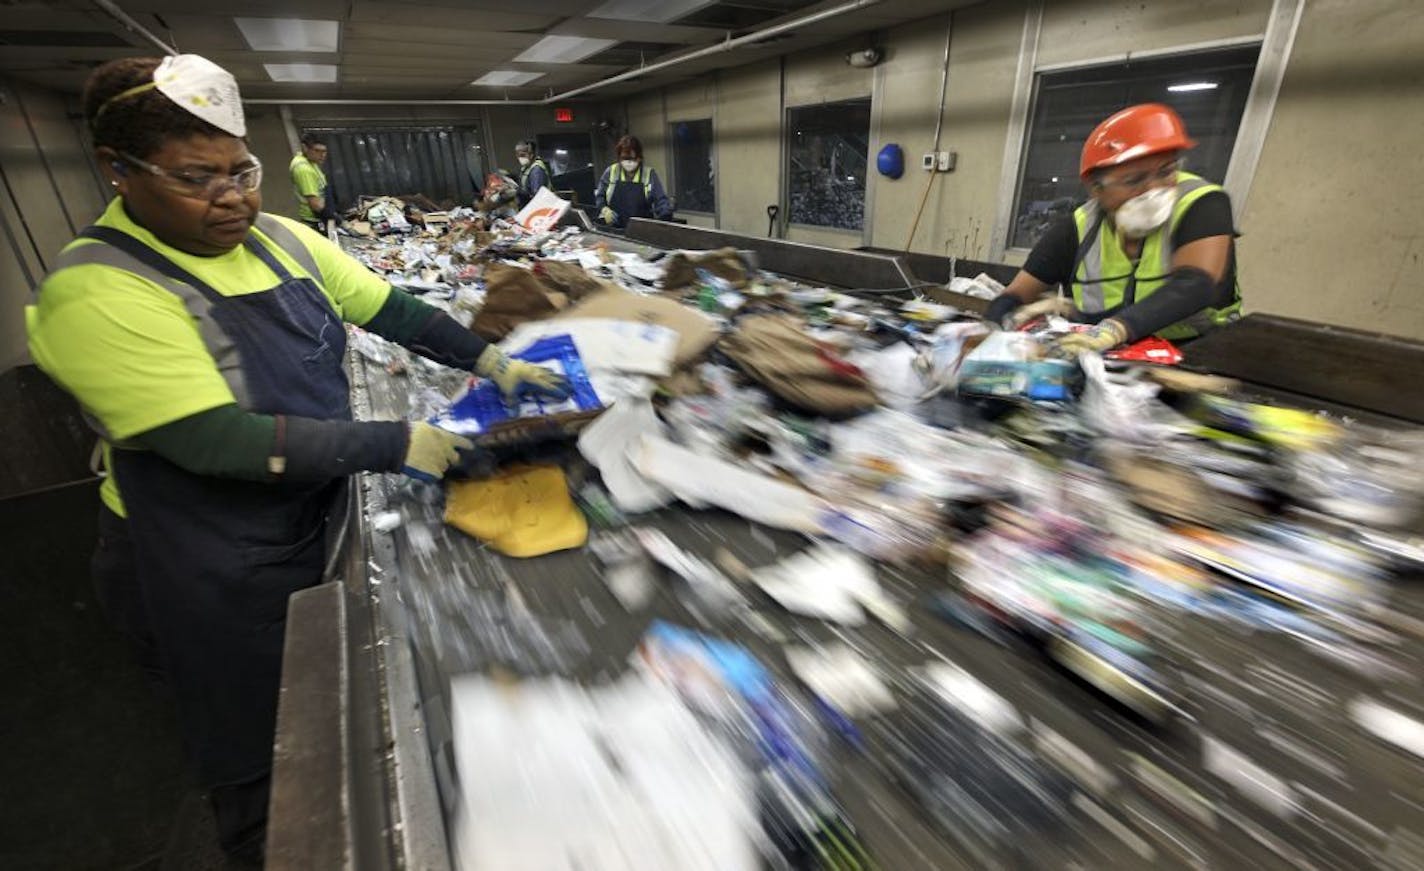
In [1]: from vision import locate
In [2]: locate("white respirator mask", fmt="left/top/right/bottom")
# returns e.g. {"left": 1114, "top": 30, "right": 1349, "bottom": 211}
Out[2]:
{"left": 517, "top": 156, "right": 531, "bottom": 166}
{"left": 620, "top": 159, "right": 639, "bottom": 173}
{"left": 1113, "top": 186, "right": 1176, "bottom": 239}
{"left": 153, "top": 54, "right": 246, "bottom": 137}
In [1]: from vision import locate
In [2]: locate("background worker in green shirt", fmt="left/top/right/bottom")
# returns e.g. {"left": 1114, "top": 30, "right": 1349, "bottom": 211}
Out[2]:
{"left": 289, "top": 132, "right": 336, "bottom": 232}
{"left": 26, "top": 54, "right": 569, "bottom": 864}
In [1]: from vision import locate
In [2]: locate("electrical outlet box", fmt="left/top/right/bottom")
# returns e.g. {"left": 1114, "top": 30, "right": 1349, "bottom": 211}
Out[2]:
{"left": 922, "top": 152, "right": 936, "bottom": 171}
{"left": 937, "top": 150, "right": 957, "bottom": 172}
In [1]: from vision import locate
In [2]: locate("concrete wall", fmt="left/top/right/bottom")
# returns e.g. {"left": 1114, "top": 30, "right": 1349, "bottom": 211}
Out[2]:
{"left": 603, "top": 0, "right": 1424, "bottom": 339}
{"left": 244, "top": 107, "right": 300, "bottom": 220}
{"left": 1239, "top": 0, "right": 1424, "bottom": 337}
{"left": 0, "top": 78, "right": 110, "bottom": 369}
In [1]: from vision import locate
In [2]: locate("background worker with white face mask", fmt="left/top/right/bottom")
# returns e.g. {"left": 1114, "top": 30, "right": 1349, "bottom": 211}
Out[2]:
{"left": 985, "top": 103, "right": 1242, "bottom": 354}
{"left": 594, "top": 134, "right": 673, "bottom": 228}
{"left": 514, "top": 139, "right": 550, "bottom": 206}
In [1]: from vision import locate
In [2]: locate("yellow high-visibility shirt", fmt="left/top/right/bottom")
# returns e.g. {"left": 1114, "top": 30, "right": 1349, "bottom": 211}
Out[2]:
{"left": 26, "top": 197, "right": 391, "bottom": 516}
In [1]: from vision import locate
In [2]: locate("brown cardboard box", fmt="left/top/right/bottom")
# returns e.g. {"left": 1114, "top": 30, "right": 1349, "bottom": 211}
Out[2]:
{"left": 555, "top": 288, "right": 721, "bottom": 366}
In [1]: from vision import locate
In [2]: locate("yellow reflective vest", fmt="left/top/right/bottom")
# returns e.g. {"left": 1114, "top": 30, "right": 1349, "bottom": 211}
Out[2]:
{"left": 1071, "top": 172, "right": 1242, "bottom": 340}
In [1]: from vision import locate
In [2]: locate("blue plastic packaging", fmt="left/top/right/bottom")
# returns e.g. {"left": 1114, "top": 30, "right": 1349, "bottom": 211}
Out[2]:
{"left": 430, "top": 334, "right": 602, "bottom": 435}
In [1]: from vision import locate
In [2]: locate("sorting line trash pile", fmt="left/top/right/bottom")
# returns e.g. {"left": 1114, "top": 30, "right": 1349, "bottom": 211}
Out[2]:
{"left": 339, "top": 215, "right": 1424, "bottom": 870}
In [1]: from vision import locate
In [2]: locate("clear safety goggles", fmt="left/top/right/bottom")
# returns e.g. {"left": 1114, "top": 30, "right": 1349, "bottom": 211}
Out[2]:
{"left": 119, "top": 151, "right": 263, "bottom": 201}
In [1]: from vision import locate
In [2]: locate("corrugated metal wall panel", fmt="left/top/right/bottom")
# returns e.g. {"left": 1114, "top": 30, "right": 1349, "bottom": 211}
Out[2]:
{"left": 306, "top": 126, "right": 486, "bottom": 207}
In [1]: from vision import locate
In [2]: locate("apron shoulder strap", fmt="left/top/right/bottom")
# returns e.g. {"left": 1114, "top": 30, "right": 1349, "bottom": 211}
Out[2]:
{"left": 253, "top": 214, "right": 326, "bottom": 287}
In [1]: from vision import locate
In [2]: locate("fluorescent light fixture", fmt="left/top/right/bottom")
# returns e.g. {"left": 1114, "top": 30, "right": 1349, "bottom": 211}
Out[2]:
{"left": 1051, "top": 176, "right": 1059, "bottom": 183}
{"left": 588, "top": 0, "right": 714, "bottom": 23}
{"left": 515, "top": 35, "right": 617, "bottom": 65}
{"left": 236, "top": 18, "right": 339, "bottom": 52}
{"left": 555, "top": 148, "right": 568, "bottom": 154}
{"left": 1167, "top": 81, "right": 1218, "bottom": 92}
{"left": 472, "top": 70, "right": 544, "bottom": 86}
{"left": 264, "top": 63, "right": 338, "bottom": 83}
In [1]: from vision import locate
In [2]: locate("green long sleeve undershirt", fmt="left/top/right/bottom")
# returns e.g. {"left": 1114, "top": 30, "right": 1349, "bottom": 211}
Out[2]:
{"left": 128, "top": 290, "right": 487, "bottom": 481}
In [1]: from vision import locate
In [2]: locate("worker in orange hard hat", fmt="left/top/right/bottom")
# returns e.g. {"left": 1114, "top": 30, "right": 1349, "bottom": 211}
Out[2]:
{"left": 985, "top": 103, "right": 1242, "bottom": 353}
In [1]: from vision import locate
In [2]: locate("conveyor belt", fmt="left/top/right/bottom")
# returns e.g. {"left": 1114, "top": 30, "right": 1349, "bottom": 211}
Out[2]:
{"left": 269, "top": 226, "right": 1424, "bottom": 871}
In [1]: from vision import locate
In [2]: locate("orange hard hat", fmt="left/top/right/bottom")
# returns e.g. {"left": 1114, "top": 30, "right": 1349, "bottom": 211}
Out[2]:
{"left": 1079, "top": 103, "right": 1196, "bottom": 180}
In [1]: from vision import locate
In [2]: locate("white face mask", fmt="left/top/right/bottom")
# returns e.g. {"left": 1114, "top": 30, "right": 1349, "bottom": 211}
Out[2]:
{"left": 517, "top": 156, "right": 531, "bottom": 166}
{"left": 620, "top": 159, "right": 639, "bottom": 173}
{"left": 153, "top": 54, "right": 245, "bottom": 137}
{"left": 1113, "top": 186, "right": 1176, "bottom": 239}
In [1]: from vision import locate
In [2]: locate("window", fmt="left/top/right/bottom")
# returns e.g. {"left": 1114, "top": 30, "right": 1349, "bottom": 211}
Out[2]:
{"left": 786, "top": 98, "right": 872, "bottom": 231}
{"left": 305, "top": 126, "right": 487, "bottom": 206}
{"left": 535, "top": 132, "right": 597, "bottom": 207}
{"left": 669, "top": 118, "right": 715, "bottom": 213}
{"left": 535, "top": 132, "right": 594, "bottom": 177}
{"left": 1009, "top": 45, "right": 1259, "bottom": 250}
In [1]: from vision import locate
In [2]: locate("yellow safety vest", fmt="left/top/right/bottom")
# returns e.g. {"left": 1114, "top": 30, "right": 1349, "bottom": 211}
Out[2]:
{"left": 521, "top": 158, "right": 550, "bottom": 190}
{"left": 1071, "top": 172, "right": 1243, "bottom": 340}
{"left": 604, "top": 163, "right": 653, "bottom": 204}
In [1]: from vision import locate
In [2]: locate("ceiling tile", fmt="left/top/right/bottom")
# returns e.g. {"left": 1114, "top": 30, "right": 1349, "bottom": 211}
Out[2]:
{"left": 120, "top": 0, "right": 349, "bottom": 18}
{"left": 341, "top": 37, "right": 525, "bottom": 61}
{"left": 154, "top": 15, "right": 249, "bottom": 52}
{"left": 348, "top": 2, "right": 559, "bottom": 32}
{"left": 373, "top": 0, "right": 600, "bottom": 15}
{"left": 342, "top": 22, "right": 540, "bottom": 48}
{"left": 543, "top": 18, "right": 713, "bottom": 44}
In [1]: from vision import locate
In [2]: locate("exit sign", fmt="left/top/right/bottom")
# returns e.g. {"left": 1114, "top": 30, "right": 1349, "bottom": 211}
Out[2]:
{"left": 554, "top": 107, "right": 574, "bottom": 123}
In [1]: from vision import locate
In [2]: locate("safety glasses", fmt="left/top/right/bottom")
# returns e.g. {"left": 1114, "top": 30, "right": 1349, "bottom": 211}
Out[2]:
{"left": 118, "top": 151, "right": 263, "bottom": 201}
{"left": 1094, "top": 159, "right": 1180, "bottom": 193}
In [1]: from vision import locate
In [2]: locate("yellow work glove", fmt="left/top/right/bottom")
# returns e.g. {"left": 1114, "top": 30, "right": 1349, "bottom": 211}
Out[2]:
{"left": 1053, "top": 318, "right": 1129, "bottom": 356}
{"left": 403, "top": 423, "right": 475, "bottom": 482}
{"left": 475, "top": 345, "right": 572, "bottom": 406}
{"left": 599, "top": 206, "right": 618, "bottom": 225}
{"left": 1009, "top": 296, "right": 1080, "bottom": 328}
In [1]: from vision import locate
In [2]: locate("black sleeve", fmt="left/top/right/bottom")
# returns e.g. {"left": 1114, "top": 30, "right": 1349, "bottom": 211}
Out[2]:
{"left": 1020, "top": 215, "right": 1079, "bottom": 287}
{"left": 363, "top": 289, "right": 489, "bottom": 370}
{"left": 984, "top": 293, "right": 1023, "bottom": 324}
{"left": 1114, "top": 266, "right": 1219, "bottom": 341}
{"left": 132, "top": 404, "right": 407, "bottom": 483}
{"left": 1172, "top": 190, "right": 1236, "bottom": 245}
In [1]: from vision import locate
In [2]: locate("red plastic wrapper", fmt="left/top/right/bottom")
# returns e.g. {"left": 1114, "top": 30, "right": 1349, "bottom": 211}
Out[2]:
{"left": 1106, "top": 336, "right": 1183, "bottom": 365}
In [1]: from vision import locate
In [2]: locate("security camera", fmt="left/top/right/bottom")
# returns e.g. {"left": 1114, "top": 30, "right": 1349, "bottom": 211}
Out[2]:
{"left": 846, "top": 48, "right": 882, "bottom": 68}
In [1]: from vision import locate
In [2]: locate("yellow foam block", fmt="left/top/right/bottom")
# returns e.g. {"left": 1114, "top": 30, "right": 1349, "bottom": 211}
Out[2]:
{"left": 444, "top": 464, "right": 588, "bottom": 558}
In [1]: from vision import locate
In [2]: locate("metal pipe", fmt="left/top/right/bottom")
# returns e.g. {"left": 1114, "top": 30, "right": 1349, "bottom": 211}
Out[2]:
{"left": 92, "top": 0, "right": 177, "bottom": 56}
{"left": 243, "top": 0, "right": 883, "bottom": 107}
{"left": 930, "top": 11, "right": 954, "bottom": 152}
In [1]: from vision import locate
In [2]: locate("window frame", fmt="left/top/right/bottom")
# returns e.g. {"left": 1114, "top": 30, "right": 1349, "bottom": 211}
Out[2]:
{"left": 783, "top": 96, "right": 874, "bottom": 235}
{"left": 667, "top": 117, "right": 717, "bottom": 217}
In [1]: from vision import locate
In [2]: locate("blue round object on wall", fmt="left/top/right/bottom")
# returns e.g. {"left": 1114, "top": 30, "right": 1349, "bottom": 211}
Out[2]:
{"left": 876, "top": 144, "right": 905, "bottom": 179}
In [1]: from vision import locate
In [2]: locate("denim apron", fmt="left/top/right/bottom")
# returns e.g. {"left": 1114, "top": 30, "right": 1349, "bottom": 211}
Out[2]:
{"left": 74, "top": 225, "right": 349, "bottom": 824}
{"left": 606, "top": 166, "right": 654, "bottom": 228}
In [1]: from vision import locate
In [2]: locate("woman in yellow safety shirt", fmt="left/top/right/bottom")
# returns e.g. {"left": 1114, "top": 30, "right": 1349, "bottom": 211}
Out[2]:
{"left": 985, "top": 103, "right": 1242, "bottom": 353}
{"left": 25, "top": 55, "right": 568, "bottom": 863}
